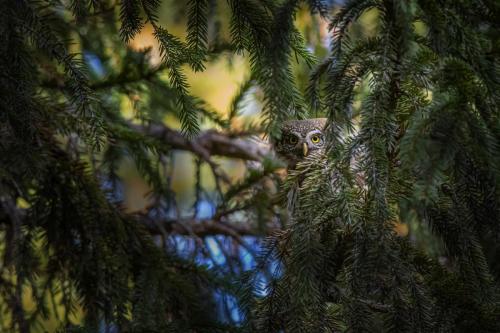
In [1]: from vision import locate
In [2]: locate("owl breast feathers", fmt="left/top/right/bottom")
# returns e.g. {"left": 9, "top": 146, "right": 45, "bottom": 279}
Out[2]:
{"left": 273, "top": 118, "right": 327, "bottom": 169}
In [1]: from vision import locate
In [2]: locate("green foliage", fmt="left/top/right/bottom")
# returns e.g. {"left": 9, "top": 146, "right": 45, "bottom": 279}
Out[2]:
{"left": 246, "top": 0, "right": 500, "bottom": 332}
{"left": 1, "top": 0, "right": 499, "bottom": 332}
{"left": 187, "top": 0, "right": 209, "bottom": 71}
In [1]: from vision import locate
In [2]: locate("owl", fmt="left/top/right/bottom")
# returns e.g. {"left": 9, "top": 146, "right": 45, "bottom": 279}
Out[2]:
{"left": 272, "top": 118, "right": 328, "bottom": 215}
{"left": 273, "top": 118, "right": 327, "bottom": 169}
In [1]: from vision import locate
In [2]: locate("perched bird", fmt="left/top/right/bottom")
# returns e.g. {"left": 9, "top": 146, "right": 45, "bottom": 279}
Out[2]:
{"left": 272, "top": 118, "right": 328, "bottom": 215}
{"left": 273, "top": 118, "right": 327, "bottom": 170}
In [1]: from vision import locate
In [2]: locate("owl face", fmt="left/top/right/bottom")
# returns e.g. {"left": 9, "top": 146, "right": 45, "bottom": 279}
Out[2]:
{"left": 274, "top": 118, "right": 327, "bottom": 167}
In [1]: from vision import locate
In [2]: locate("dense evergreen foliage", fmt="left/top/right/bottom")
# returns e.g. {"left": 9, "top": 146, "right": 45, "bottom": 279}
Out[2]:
{"left": 0, "top": 0, "right": 499, "bottom": 332}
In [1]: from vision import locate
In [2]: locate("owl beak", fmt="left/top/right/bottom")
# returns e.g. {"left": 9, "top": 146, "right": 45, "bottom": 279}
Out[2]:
{"left": 302, "top": 142, "right": 309, "bottom": 157}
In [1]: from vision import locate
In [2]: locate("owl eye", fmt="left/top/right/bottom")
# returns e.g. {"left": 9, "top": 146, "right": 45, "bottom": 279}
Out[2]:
{"left": 287, "top": 135, "right": 298, "bottom": 145}
{"left": 311, "top": 134, "right": 322, "bottom": 144}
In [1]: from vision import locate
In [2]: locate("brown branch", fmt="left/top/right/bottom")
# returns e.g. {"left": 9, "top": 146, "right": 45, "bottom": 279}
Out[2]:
{"left": 131, "top": 123, "right": 271, "bottom": 162}
{"left": 0, "top": 203, "right": 278, "bottom": 239}
{"left": 1, "top": 180, "right": 280, "bottom": 239}
{"left": 137, "top": 214, "right": 278, "bottom": 238}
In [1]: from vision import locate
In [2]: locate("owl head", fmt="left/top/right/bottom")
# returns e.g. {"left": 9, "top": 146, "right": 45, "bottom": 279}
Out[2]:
{"left": 273, "top": 118, "right": 327, "bottom": 168}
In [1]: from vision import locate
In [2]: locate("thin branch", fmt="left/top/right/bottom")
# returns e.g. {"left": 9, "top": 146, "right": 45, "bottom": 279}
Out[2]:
{"left": 137, "top": 214, "right": 277, "bottom": 238}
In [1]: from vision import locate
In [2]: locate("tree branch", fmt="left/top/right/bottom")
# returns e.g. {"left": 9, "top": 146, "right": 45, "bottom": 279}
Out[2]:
{"left": 131, "top": 123, "right": 271, "bottom": 161}
{"left": 138, "top": 214, "right": 277, "bottom": 238}
{"left": 0, "top": 202, "right": 278, "bottom": 239}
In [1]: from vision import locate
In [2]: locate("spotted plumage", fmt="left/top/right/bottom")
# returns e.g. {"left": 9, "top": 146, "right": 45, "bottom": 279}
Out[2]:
{"left": 273, "top": 118, "right": 327, "bottom": 169}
